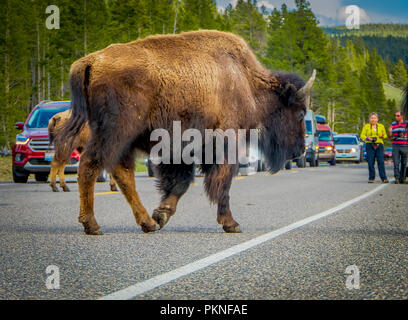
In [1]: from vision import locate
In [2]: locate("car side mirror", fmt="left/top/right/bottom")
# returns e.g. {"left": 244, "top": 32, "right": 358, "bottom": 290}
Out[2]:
{"left": 14, "top": 122, "right": 24, "bottom": 130}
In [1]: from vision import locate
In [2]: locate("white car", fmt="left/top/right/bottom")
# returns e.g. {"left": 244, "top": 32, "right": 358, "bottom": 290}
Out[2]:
{"left": 334, "top": 134, "right": 362, "bottom": 163}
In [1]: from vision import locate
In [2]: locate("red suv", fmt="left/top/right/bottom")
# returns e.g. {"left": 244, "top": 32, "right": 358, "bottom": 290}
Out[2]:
{"left": 317, "top": 124, "right": 336, "bottom": 166}
{"left": 12, "top": 101, "right": 80, "bottom": 183}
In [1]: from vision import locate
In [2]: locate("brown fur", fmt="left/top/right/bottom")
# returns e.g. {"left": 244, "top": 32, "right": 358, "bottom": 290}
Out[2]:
{"left": 48, "top": 110, "right": 117, "bottom": 192}
{"left": 56, "top": 30, "right": 310, "bottom": 235}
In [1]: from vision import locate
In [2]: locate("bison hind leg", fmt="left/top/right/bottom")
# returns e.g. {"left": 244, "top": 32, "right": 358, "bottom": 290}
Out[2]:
{"left": 152, "top": 163, "right": 195, "bottom": 229}
{"left": 200, "top": 163, "right": 241, "bottom": 233}
{"left": 49, "top": 158, "right": 60, "bottom": 192}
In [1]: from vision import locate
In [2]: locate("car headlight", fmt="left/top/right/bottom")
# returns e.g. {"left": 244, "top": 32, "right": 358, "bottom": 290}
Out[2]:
{"left": 326, "top": 146, "right": 333, "bottom": 151}
{"left": 16, "top": 133, "right": 29, "bottom": 145}
{"left": 351, "top": 148, "right": 357, "bottom": 153}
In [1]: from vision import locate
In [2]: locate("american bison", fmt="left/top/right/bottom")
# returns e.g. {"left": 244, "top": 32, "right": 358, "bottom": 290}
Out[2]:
{"left": 48, "top": 109, "right": 117, "bottom": 192}
{"left": 56, "top": 30, "right": 316, "bottom": 235}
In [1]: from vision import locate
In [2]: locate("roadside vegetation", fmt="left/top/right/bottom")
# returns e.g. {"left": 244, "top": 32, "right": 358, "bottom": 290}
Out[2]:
{"left": 0, "top": 157, "right": 12, "bottom": 181}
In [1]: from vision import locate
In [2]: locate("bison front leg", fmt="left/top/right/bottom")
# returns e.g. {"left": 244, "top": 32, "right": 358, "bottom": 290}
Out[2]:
{"left": 58, "top": 162, "right": 70, "bottom": 192}
{"left": 77, "top": 152, "right": 102, "bottom": 235}
{"left": 152, "top": 163, "right": 195, "bottom": 230}
{"left": 111, "top": 164, "right": 159, "bottom": 233}
{"left": 203, "top": 164, "right": 241, "bottom": 233}
{"left": 49, "top": 158, "right": 60, "bottom": 192}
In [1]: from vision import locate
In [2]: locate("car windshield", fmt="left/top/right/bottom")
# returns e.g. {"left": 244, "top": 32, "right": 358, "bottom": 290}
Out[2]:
{"left": 305, "top": 120, "right": 312, "bottom": 135}
{"left": 334, "top": 137, "right": 358, "bottom": 145}
{"left": 319, "top": 131, "right": 332, "bottom": 141}
{"left": 26, "top": 106, "right": 70, "bottom": 128}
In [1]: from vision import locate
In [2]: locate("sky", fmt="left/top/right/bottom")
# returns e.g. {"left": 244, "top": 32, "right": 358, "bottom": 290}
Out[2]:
{"left": 216, "top": 0, "right": 408, "bottom": 26}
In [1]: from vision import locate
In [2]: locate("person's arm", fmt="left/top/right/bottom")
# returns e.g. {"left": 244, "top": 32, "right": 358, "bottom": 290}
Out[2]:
{"left": 388, "top": 125, "right": 393, "bottom": 138}
{"left": 360, "top": 125, "right": 369, "bottom": 141}
{"left": 380, "top": 124, "right": 387, "bottom": 140}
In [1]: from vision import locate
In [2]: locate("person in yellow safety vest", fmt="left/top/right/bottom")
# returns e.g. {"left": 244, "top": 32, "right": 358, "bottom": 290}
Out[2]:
{"left": 360, "top": 112, "right": 389, "bottom": 184}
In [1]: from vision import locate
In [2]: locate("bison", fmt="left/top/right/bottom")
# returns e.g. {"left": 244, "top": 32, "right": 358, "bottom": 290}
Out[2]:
{"left": 48, "top": 109, "right": 117, "bottom": 192}
{"left": 56, "top": 30, "right": 316, "bottom": 235}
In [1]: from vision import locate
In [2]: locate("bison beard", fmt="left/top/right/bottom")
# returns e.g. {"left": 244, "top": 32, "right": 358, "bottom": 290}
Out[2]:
{"left": 55, "top": 30, "right": 315, "bottom": 235}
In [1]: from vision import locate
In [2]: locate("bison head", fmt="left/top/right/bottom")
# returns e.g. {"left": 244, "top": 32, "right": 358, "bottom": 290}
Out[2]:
{"left": 260, "top": 70, "right": 316, "bottom": 173}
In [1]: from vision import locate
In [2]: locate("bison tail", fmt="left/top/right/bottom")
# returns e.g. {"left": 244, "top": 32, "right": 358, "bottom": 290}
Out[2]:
{"left": 48, "top": 117, "right": 57, "bottom": 146}
{"left": 53, "top": 59, "right": 91, "bottom": 156}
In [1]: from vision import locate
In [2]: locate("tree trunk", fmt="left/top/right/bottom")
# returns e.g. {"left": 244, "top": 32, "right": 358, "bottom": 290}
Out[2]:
{"left": 60, "top": 60, "right": 64, "bottom": 99}
{"left": 37, "top": 21, "right": 41, "bottom": 103}
{"left": 3, "top": 0, "right": 10, "bottom": 148}
{"left": 173, "top": 1, "right": 179, "bottom": 34}
{"left": 84, "top": 0, "right": 87, "bottom": 55}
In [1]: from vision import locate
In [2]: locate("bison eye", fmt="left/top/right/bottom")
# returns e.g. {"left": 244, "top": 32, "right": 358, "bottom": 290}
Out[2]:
{"left": 297, "top": 111, "right": 305, "bottom": 122}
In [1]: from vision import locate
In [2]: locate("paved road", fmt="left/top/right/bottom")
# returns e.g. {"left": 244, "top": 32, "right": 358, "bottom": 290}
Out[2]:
{"left": 0, "top": 163, "right": 407, "bottom": 300}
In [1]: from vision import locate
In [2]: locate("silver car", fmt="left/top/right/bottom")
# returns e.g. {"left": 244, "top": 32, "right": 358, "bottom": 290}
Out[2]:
{"left": 334, "top": 134, "right": 362, "bottom": 163}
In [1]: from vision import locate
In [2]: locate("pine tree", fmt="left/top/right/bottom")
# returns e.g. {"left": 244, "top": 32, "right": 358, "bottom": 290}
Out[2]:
{"left": 391, "top": 59, "right": 408, "bottom": 89}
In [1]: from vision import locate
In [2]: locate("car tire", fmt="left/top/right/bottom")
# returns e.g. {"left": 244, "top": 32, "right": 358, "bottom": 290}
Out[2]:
{"left": 310, "top": 153, "right": 317, "bottom": 167}
{"left": 329, "top": 159, "right": 336, "bottom": 166}
{"left": 35, "top": 173, "right": 48, "bottom": 182}
{"left": 297, "top": 156, "right": 306, "bottom": 168}
{"left": 96, "top": 170, "right": 108, "bottom": 182}
{"left": 12, "top": 166, "right": 29, "bottom": 183}
{"left": 285, "top": 160, "right": 292, "bottom": 170}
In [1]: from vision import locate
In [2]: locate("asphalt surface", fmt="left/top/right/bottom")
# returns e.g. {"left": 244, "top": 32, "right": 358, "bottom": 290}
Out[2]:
{"left": 0, "top": 163, "right": 407, "bottom": 300}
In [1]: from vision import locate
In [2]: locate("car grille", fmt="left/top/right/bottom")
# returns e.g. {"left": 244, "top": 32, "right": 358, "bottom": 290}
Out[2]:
{"left": 29, "top": 159, "right": 51, "bottom": 165}
{"left": 28, "top": 138, "right": 53, "bottom": 152}
{"left": 337, "top": 149, "right": 351, "bottom": 153}
{"left": 28, "top": 158, "right": 78, "bottom": 166}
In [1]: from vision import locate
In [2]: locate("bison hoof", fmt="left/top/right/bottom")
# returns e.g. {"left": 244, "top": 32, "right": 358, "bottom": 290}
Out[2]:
{"left": 85, "top": 228, "right": 103, "bottom": 235}
{"left": 83, "top": 225, "right": 103, "bottom": 235}
{"left": 223, "top": 224, "right": 241, "bottom": 233}
{"left": 110, "top": 185, "right": 118, "bottom": 192}
{"left": 82, "top": 219, "right": 102, "bottom": 235}
{"left": 141, "top": 221, "right": 160, "bottom": 233}
{"left": 62, "top": 185, "right": 70, "bottom": 192}
{"left": 152, "top": 207, "right": 173, "bottom": 229}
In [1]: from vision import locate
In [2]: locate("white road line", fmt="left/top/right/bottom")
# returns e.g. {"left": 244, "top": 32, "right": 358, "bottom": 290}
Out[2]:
{"left": 100, "top": 183, "right": 388, "bottom": 300}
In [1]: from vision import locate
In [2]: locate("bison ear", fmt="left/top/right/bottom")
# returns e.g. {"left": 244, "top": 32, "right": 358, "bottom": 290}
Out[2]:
{"left": 278, "top": 83, "right": 298, "bottom": 107}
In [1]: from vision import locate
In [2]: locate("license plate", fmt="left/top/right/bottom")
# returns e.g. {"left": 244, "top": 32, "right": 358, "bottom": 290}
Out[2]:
{"left": 44, "top": 151, "right": 55, "bottom": 161}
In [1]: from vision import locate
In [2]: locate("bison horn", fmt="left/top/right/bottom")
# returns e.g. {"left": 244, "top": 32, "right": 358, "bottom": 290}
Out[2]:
{"left": 297, "top": 69, "right": 317, "bottom": 101}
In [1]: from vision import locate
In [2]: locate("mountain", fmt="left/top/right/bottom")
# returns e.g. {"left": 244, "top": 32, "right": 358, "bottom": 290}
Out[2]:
{"left": 322, "top": 24, "right": 408, "bottom": 65}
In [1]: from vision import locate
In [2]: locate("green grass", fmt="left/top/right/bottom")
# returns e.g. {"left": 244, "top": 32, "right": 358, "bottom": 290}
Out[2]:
{"left": 0, "top": 157, "right": 12, "bottom": 181}
{"left": 135, "top": 160, "right": 147, "bottom": 172}
{"left": 383, "top": 83, "right": 404, "bottom": 105}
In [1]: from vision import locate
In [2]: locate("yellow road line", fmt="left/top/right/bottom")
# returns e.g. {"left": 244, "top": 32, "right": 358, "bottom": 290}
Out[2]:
{"left": 95, "top": 191, "right": 119, "bottom": 196}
